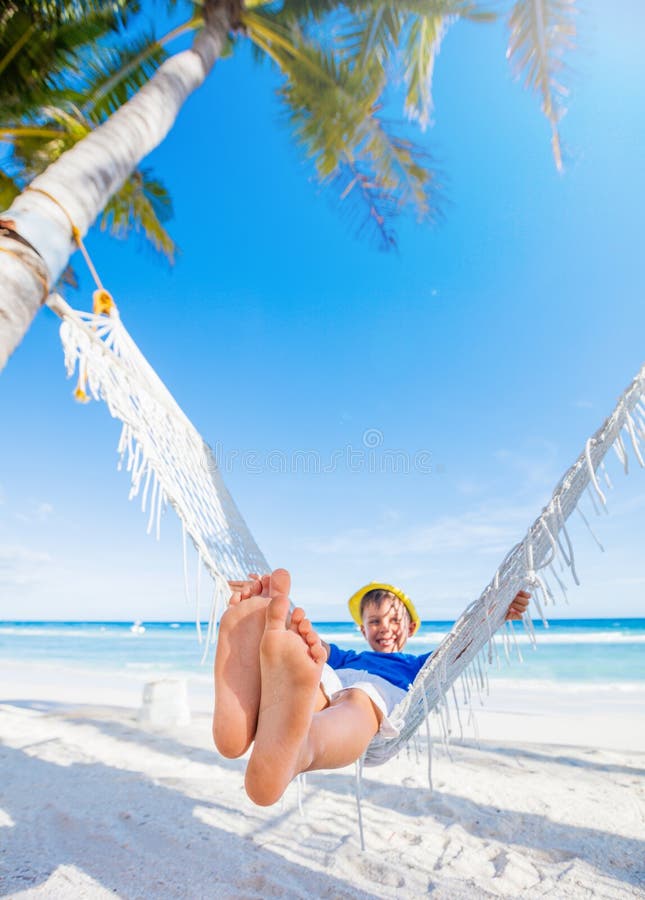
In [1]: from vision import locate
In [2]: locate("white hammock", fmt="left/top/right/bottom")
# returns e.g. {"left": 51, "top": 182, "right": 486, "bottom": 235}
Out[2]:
{"left": 48, "top": 294, "right": 645, "bottom": 767}
{"left": 51, "top": 296, "right": 269, "bottom": 648}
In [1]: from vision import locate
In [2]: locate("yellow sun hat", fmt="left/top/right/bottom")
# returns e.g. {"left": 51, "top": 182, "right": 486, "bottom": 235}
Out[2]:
{"left": 348, "top": 582, "right": 421, "bottom": 630}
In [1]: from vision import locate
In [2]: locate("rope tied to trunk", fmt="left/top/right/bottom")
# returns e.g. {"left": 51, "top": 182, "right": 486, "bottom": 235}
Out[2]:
{"left": 24, "top": 186, "right": 115, "bottom": 315}
{"left": 24, "top": 186, "right": 116, "bottom": 399}
{"left": 0, "top": 221, "right": 50, "bottom": 300}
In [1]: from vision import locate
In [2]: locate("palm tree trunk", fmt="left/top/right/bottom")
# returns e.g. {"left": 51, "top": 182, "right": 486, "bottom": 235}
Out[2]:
{"left": 0, "top": 9, "right": 229, "bottom": 372}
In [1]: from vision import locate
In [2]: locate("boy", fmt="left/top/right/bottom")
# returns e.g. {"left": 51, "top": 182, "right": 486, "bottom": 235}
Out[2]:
{"left": 212, "top": 568, "right": 529, "bottom": 807}
{"left": 319, "top": 582, "right": 432, "bottom": 738}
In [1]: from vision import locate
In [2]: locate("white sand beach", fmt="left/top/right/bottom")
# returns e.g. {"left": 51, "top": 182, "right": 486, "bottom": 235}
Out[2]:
{"left": 1, "top": 662, "right": 644, "bottom": 899}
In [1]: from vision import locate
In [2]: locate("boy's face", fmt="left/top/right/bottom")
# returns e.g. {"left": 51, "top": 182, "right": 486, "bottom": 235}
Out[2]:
{"left": 360, "top": 599, "right": 417, "bottom": 653}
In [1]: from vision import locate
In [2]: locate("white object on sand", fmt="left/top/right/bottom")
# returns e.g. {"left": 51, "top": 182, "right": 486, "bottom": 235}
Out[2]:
{"left": 139, "top": 678, "right": 191, "bottom": 728}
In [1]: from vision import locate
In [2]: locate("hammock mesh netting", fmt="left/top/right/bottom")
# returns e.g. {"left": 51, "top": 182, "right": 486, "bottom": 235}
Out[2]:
{"left": 50, "top": 293, "right": 645, "bottom": 766}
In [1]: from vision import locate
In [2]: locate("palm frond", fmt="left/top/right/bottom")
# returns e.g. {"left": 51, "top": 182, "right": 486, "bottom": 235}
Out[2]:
{"left": 81, "top": 32, "right": 168, "bottom": 122}
{"left": 100, "top": 168, "right": 176, "bottom": 263}
{"left": 278, "top": 0, "right": 494, "bottom": 29}
{"left": 276, "top": 0, "right": 493, "bottom": 135}
{"left": 342, "top": 6, "right": 403, "bottom": 68}
{"left": 245, "top": 10, "right": 439, "bottom": 248}
{"left": 8, "top": 106, "right": 90, "bottom": 179}
{"left": 376, "top": 0, "right": 493, "bottom": 18}
{"left": 8, "top": 1, "right": 138, "bottom": 27}
{"left": 275, "top": 0, "right": 346, "bottom": 25}
{"left": 0, "top": 4, "right": 138, "bottom": 120}
{"left": 507, "top": 0, "right": 578, "bottom": 171}
{"left": 402, "top": 14, "right": 447, "bottom": 130}
{"left": 0, "top": 168, "right": 20, "bottom": 207}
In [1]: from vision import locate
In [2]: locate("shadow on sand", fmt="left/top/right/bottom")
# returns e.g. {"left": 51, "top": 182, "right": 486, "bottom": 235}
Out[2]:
{"left": 3, "top": 700, "right": 644, "bottom": 894}
{"left": 0, "top": 739, "right": 377, "bottom": 899}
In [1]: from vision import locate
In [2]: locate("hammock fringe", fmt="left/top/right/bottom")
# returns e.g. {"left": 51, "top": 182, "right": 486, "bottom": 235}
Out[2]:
{"left": 54, "top": 295, "right": 269, "bottom": 651}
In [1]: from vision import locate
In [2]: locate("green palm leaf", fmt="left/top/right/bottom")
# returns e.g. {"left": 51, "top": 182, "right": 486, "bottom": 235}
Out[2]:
{"left": 402, "top": 14, "right": 446, "bottom": 129}
{"left": 8, "top": 106, "right": 90, "bottom": 179}
{"left": 339, "top": 2, "right": 493, "bottom": 129}
{"left": 0, "top": 3, "right": 140, "bottom": 120}
{"left": 245, "top": 9, "right": 438, "bottom": 248}
{"left": 0, "top": 169, "right": 21, "bottom": 207}
{"left": 342, "top": 6, "right": 403, "bottom": 68}
{"left": 278, "top": 0, "right": 492, "bottom": 25}
{"left": 8, "top": 1, "right": 135, "bottom": 25}
{"left": 507, "top": 0, "right": 578, "bottom": 171}
{"left": 81, "top": 32, "right": 168, "bottom": 122}
{"left": 100, "top": 168, "right": 176, "bottom": 263}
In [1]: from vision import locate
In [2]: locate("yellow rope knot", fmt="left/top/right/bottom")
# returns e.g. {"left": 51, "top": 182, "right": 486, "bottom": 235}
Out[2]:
{"left": 73, "top": 366, "right": 90, "bottom": 404}
{"left": 93, "top": 288, "right": 115, "bottom": 315}
{"left": 73, "top": 383, "right": 90, "bottom": 403}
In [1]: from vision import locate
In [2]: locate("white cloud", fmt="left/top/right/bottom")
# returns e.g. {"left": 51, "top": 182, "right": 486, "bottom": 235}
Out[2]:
{"left": 0, "top": 544, "right": 52, "bottom": 587}
{"left": 37, "top": 502, "right": 54, "bottom": 519}
{"left": 15, "top": 500, "right": 54, "bottom": 524}
{"left": 303, "top": 502, "right": 535, "bottom": 560}
{"left": 611, "top": 575, "right": 645, "bottom": 587}
{"left": 607, "top": 490, "right": 645, "bottom": 516}
{"left": 456, "top": 479, "right": 485, "bottom": 496}
{"left": 494, "top": 439, "right": 560, "bottom": 491}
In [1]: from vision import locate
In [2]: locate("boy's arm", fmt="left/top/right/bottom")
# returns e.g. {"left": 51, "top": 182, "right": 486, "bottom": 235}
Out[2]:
{"left": 505, "top": 591, "right": 530, "bottom": 620}
{"left": 324, "top": 641, "right": 358, "bottom": 668}
{"left": 453, "top": 590, "right": 531, "bottom": 661}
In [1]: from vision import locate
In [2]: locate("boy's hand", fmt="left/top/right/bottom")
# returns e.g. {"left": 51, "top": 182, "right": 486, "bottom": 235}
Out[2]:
{"left": 505, "top": 590, "right": 530, "bottom": 621}
{"left": 227, "top": 572, "right": 271, "bottom": 602}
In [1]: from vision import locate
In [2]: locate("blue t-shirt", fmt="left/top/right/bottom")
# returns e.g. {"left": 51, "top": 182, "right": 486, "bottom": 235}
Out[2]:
{"left": 327, "top": 643, "right": 431, "bottom": 691}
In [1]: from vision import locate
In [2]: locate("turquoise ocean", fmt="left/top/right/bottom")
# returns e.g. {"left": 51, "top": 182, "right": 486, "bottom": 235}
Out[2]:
{"left": 1, "top": 618, "right": 644, "bottom": 686}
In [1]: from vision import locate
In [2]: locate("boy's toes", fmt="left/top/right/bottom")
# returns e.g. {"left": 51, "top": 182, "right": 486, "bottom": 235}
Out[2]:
{"left": 265, "top": 595, "right": 290, "bottom": 630}
{"left": 269, "top": 568, "right": 291, "bottom": 600}
{"left": 309, "top": 636, "right": 326, "bottom": 665}
{"left": 299, "top": 619, "right": 324, "bottom": 663}
{"left": 303, "top": 628, "right": 318, "bottom": 648}
{"left": 297, "top": 617, "right": 313, "bottom": 639}
{"left": 241, "top": 577, "right": 263, "bottom": 600}
{"left": 227, "top": 590, "right": 242, "bottom": 607}
{"left": 289, "top": 607, "right": 305, "bottom": 634}
{"left": 264, "top": 567, "right": 292, "bottom": 631}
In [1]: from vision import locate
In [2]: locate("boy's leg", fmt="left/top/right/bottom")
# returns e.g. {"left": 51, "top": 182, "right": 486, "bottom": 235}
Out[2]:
{"left": 245, "top": 586, "right": 381, "bottom": 806}
{"left": 302, "top": 689, "right": 381, "bottom": 772}
{"left": 212, "top": 570, "right": 276, "bottom": 758}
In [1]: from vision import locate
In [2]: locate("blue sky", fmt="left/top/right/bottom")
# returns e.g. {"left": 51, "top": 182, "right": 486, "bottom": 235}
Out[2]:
{"left": 1, "top": 1, "right": 644, "bottom": 622}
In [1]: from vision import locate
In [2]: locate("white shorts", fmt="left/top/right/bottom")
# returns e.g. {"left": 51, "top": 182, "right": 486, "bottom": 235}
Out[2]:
{"left": 319, "top": 664, "right": 407, "bottom": 738}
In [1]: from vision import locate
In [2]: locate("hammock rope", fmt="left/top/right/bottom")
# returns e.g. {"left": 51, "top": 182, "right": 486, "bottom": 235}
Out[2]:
{"left": 48, "top": 294, "right": 270, "bottom": 619}
{"left": 47, "top": 292, "right": 645, "bottom": 767}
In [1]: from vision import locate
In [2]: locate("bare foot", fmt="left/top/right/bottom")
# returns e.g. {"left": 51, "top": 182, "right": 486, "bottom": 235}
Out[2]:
{"left": 212, "top": 572, "right": 271, "bottom": 758}
{"left": 245, "top": 571, "right": 326, "bottom": 806}
{"left": 289, "top": 607, "right": 329, "bottom": 713}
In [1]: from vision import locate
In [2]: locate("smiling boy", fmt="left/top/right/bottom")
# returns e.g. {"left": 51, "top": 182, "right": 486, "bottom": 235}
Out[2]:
{"left": 318, "top": 584, "right": 432, "bottom": 738}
